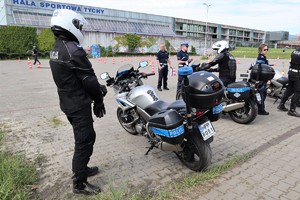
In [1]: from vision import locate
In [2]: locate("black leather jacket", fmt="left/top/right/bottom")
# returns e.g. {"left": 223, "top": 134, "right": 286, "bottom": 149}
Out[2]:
{"left": 49, "top": 38, "right": 104, "bottom": 114}
{"left": 203, "top": 50, "right": 236, "bottom": 81}
{"left": 290, "top": 48, "right": 300, "bottom": 70}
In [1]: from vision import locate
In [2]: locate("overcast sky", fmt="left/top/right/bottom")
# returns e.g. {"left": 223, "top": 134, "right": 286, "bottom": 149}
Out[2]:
{"left": 49, "top": 0, "right": 299, "bottom": 35}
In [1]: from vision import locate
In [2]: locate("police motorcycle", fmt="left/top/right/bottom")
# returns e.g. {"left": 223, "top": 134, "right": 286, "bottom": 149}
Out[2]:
{"left": 266, "top": 69, "right": 300, "bottom": 107}
{"left": 100, "top": 61, "right": 225, "bottom": 171}
{"left": 176, "top": 60, "right": 263, "bottom": 124}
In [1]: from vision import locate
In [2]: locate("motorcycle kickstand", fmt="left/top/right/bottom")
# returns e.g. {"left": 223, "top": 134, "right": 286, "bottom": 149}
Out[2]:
{"left": 145, "top": 141, "right": 157, "bottom": 155}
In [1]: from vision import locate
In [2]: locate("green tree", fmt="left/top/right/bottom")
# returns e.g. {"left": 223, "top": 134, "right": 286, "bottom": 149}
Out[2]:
{"left": 114, "top": 34, "right": 143, "bottom": 52}
{"left": 0, "top": 26, "right": 37, "bottom": 54}
{"left": 37, "top": 28, "right": 55, "bottom": 51}
{"left": 165, "top": 40, "right": 171, "bottom": 52}
{"left": 142, "top": 36, "right": 156, "bottom": 48}
{"left": 191, "top": 45, "right": 196, "bottom": 54}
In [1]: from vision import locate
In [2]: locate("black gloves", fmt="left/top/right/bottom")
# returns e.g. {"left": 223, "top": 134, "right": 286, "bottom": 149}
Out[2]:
{"left": 100, "top": 85, "right": 107, "bottom": 97}
{"left": 93, "top": 101, "right": 106, "bottom": 118}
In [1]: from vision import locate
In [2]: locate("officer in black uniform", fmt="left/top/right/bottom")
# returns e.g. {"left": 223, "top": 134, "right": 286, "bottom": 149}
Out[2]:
{"left": 32, "top": 45, "right": 41, "bottom": 65}
{"left": 50, "top": 9, "right": 107, "bottom": 195}
{"left": 277, "top": 48, "right": 300, "bottom": 117}
{"left": 177, "top": 42, "right": 193, "bottom": 91}
{"left": 157, "top": 43, "right": 171, "bottom": 91}
{"left": 201, "top": 40, "right": 236, "bottom": 87}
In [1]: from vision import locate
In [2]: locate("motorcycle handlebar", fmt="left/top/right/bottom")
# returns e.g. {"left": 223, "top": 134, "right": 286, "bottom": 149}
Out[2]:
{"left": 145, "top": 73, "right": 155, "bottom": 77}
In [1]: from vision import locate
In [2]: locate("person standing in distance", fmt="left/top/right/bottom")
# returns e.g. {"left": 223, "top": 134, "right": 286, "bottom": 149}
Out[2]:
{"left": 32, "top": 45, "right": 41, "bottom": 65}
{"left": 157, "top": 43, "right": 171, "bottom": 91}
{"left": 177, "top": 42, "right": 193, "bottom": 91}
{"left": 277, "top": 48, "right": 300, "bottom": 117}
{"left": 50, "top": 9, "right": 107, "bottom": 195}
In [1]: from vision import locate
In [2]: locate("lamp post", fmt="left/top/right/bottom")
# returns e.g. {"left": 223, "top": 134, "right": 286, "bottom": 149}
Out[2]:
{"left": 203, "top": 3, "right": 212, "bottom": 56}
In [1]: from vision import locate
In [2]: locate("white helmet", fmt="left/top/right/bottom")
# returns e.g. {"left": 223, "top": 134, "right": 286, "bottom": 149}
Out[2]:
{"left": 50, "top": 9, "right": 88, "bottom": 44}
{"left": 212, "top": 40, "right": 229, "bottom": 54}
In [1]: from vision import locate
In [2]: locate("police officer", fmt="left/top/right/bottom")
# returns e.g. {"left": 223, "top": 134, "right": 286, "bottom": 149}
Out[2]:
{"left": 157, "top": 43, "right": 171, "bottom": 91}
{"left": 255, "top": 44, "right": 270, "bottom": 115}
{"left": 50, "top": 9, "right": 107, "bottom": 194}
{"left": 201, "top": 40, "right": 236, "bottom": 87}
{"left": 177, "top": 42, "right": 193, "bottom": 91}
{"left": 32, "top": 45, "right": 41, "bottom": 65}
{"left": 277, "top": 48, "right": 300, "bottom": 117}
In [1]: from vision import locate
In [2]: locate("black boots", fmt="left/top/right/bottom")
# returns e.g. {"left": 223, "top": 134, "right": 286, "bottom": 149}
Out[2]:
{"left": 87, "top": 166, "right": 99, "bottom": 177}
{"left": 157, "top": 87, "right": 162, "bottom": 91}
{"left": 73, "top": 166, "right": 101, "bottom": 195}
{"left": 277, "top": 104, "right": 288, "bottom": 112}
{"left": 73, "top": 180, "right": 101, "bottom": 195}
{"left": 288, "top": 110, "right": 300, "bottom": 118}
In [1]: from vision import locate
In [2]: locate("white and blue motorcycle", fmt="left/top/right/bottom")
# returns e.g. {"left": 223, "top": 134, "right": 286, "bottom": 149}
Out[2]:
{"left": 100, "top": 61, "right": 224, "bottom": 171}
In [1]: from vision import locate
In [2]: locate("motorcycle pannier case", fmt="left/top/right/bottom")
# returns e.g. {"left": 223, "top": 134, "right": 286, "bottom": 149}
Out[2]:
{"left": 148, "top": 110, "right": 185, "bottom": 145}
{"left": 250, "top": 64, "right": 275, "bottom": 82}
{"left": 226, "top": 82, "right": 251, "bottom": 100}
{"left": 182, "top": 71, "right": 225, "bottom": 109}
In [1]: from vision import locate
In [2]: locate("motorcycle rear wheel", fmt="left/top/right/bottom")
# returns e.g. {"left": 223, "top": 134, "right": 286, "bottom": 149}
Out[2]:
{"left": 229, "top": 99, "right": 258, "bottom": 124}
{"left": 117, "top": 108, "right": 138, "bottom": 135}
{"left": 175, "top": 132, "right": 212, "bottom": 171}
{"left": 176, "top": 90, "right": 183, "bottom": 100}
{"left": 296, "top": 99, "right": 300, "bottom": 107}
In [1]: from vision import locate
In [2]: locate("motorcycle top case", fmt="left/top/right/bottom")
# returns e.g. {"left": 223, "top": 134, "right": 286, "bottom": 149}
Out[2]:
{"left": 182, "top": 71, "right": 225, "bottom": 109}
{"left": 250, "top": 64, "right": 275, "bottom": 82}
{"left": 148, "top": 110, "right": 185, "bottom": 145}
{"left": 226, "top": 81, "right": 251, "bottom": 100}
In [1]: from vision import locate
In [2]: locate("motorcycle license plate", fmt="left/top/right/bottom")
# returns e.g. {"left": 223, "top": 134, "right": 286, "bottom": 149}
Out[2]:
{"left": 212, "top": 104, "right": 223, "bottom": 114}
{"left": 198, "top": 121, "right": 216, "bottom": 141}
{"left": 256, "top": 93, "right": 262, "bottom": 102}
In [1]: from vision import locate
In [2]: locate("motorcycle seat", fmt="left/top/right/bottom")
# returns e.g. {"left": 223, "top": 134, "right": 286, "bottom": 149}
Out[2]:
{"left": 276, "top": 77, "right": 288, "bottom": 86}
{"left": 144, "top": 100, "right": 170, "bottom": 116}
{"left": 144, "top": 100, "right": 186, "bottom": 116}
{"left": 167, "top": 100, "right": 186, "bottom": 110}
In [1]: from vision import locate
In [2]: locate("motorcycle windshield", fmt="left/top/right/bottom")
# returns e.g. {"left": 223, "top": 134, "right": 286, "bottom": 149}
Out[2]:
{"left": 116, "top": 64, "right": 134, "bottom": 77}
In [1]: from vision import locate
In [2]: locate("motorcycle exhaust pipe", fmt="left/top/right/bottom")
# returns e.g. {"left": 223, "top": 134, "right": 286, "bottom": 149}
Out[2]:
{"left": 223, "top": 102, "right": 245, "bottom": 112}
{"left": 158, "top": 142, "right": 183, "bottom": 152}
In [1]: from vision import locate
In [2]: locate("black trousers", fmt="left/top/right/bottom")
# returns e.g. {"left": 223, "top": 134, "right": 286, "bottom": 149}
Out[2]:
{"left": 256, "top": 83, "right": 267, "bottom": 112}
{"left": 33, "top": 55, "right": 40, "bottom": 65}
{"left": 67, "top": 103, "right": 95, "bottom": 182}
{"left": 158, "top": 64, "right": 168, "bottom": 89}
{"left": 281, "top": 71, "right": 300, "bottom": 111}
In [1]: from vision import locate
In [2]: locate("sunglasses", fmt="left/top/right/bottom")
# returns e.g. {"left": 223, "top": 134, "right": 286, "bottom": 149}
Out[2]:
{"left": 263, "top": 49, "right": 269, "bottom": 51}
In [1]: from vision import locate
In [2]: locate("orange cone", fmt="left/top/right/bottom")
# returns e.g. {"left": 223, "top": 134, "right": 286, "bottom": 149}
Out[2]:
{"left": 112, "top": 58, "right": 115, "bottom": 64}
{"left": 37, "top": 63, "right": 41, "bottom": 68}
{"left": 237, "top": 60, "right": 241, "bottom": 64}
{"left": 172, "top": 67, "right": 176, "bottom": 76}
{"left": 27, "top": 57, "right": 31, "bottom": 65}
{"left": 18, "top": 57, "right": 21, "bottom": 62}
{"left": 150, "top": 61, "right": 155, "bottom": 74}
{"left": 281, "top": 69, "right": 285, "bottom": 76}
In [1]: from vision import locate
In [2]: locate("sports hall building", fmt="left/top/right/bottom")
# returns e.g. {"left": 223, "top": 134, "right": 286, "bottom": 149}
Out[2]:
{"left": 0, "top": 0, "right": 288, "bottom": 53}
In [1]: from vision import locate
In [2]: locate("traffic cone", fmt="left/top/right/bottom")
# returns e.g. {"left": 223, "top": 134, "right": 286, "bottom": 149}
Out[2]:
{"left": 172, "top": 67, "right": 176, "bottom": 76}
{"left": 237, "top": 60, "right": 241, "bottom": 64}
{"left": 29, "top": 62, "right": 32, "bottom": 69}
{"left": 281, "top": 69, "right": 285, "bottom": 76}
{"left": 27, "top": 57, "right": 31, "bottom": 65}
{"left": 18, "top": 57, "right": 20, "bottom": 62}
{"left": 112, "top": 58, "right": 115, "bottom": 64}
{"left": 37, "top": 63, "right": 41, "bottom": 68}
{"left": 150, "top": 61, "right": 155, "bottom": 74}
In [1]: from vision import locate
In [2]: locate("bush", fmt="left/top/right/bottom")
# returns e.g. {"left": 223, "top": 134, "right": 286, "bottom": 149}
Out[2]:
{"left": 0, "top": 26, "right": 37, "bottom": 54}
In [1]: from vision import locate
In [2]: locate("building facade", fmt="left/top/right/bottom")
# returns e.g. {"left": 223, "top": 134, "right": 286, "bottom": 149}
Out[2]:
{"left": 0, "top": 0, "right": 288, "bottom": 53}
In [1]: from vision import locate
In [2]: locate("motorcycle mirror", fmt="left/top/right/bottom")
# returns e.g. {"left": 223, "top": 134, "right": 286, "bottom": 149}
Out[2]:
{"left": 139, "top": 61, "right": 149, "bottom": 68}
{"left": 100, "top": 72, "right": 110, "bottom": 80}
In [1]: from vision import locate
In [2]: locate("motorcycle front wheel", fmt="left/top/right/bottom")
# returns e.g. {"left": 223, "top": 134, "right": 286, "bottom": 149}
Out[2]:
{"left": 117, "top": 108, "right": 138, "bottom": 135}
{"left": 229, "top": 99, "right": 258, "bottom": 124}
{"left": 175, "top": 131, "right": 212, "bottom": 171}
